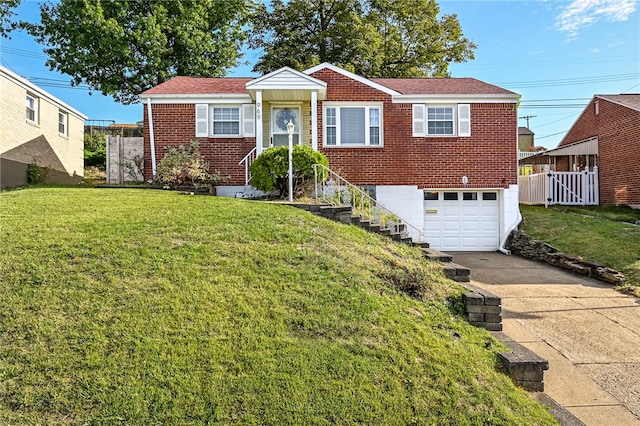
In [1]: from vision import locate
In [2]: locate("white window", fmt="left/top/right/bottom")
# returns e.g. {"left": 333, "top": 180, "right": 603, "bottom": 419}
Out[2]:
{"left": 324, "top": 104, "right": 382, "bottom": 147}
{"left": 213, "top": 107, "right": 240, "bottom": 135}
{"left": 412, "top": 104, "right": 471, "bottom": 137}
{"left": 194, "top": 104, "right": 255, "bottom": 138}
{"left": 26, "top": 94, "right": 38, "bottom": 123}
{"left": 58, "top": 110, "right": 68, "bottom": 136}
{"left": 427, "top": 106, "right": 454, "bottom": 135}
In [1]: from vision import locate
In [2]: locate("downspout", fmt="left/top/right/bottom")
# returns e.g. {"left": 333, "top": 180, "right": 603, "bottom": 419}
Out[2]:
{"left": 146, "top": 98, "right": 157, "bottom": 180}
{"left": 498, "top": 211, "right": 521, "bottom": 255}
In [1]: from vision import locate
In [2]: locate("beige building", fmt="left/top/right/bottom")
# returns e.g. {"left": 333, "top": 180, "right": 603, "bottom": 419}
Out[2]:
{"left": 1, "top": 66, "right": 87, "bottom": 188}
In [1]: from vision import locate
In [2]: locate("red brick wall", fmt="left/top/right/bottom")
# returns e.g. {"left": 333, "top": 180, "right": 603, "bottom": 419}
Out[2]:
{"left": 310, "top": 69, "right": 518, "bottom": 188}
{"left": 143, "top": 69, "right": 518, "bottom": 189}
{"left": 559, "top": 98, "right": 640, "bottom": 205}
{"left": 143, "top": 104, "right": 255, "bottom": 184}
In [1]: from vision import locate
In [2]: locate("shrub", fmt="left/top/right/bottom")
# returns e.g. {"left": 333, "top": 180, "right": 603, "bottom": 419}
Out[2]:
{"left": 156, "top": 141, "right": 227, "bottom": 189}
{"left": 250, "top": 145, "right": 329, "bottom": 198}
{"left": 84, "top": 133, "right": 106, "bottom": 169}
{"left": 27, "top": 160, "right": 48, "bottom": 184}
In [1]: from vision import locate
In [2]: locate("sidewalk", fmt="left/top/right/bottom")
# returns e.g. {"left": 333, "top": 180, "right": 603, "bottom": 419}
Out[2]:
{"left": 453, "top": 252, "right": 640, "bottom": 426}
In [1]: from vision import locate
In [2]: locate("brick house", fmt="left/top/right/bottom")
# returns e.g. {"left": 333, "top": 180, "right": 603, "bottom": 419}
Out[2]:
{"left": 140, "top": 63, "right": 521, "bottom": 251}
{"left": 522, "top": 95, "right": 640, "bottom": 207}
{"left": 0, "top": 66, "right": 87, "bottom": 189}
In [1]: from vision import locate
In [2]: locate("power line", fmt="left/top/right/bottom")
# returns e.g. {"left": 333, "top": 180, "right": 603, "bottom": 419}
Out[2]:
{"left": 497, "top": 73, "right": 639, "bottom": 88}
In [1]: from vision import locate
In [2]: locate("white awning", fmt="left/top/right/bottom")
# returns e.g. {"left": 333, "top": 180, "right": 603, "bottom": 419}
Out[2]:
{"left": 545, "top": 137, "right": 598, "bottom": 156}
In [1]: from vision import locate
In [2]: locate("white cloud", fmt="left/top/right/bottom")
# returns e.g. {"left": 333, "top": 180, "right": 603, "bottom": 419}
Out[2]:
{"left": 556, "top": 0, "right": 637, "bottom": 39}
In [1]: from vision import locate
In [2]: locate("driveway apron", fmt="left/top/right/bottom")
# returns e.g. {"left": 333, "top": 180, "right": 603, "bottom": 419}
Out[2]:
{"left": 453, "top": 252, "right": 640, "bottom": 426}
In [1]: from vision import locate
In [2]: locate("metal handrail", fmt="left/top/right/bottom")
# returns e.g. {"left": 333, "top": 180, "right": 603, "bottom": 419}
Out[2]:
{"left": 312, "top": 164, "right": 424, "bottom": 242}
{"left": 238, "top": 147, "right": 257, "bottom": 185}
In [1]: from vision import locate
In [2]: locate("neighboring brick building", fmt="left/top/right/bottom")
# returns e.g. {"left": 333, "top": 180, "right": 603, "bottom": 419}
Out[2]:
{"left": 140, "top": 63, "right": 521, "bottom": 251}
{"left": 522, "top": 95, "right": 640, "bottom": 207}
{"left": 1, "top": 66, "right": 87, "bottom": 188}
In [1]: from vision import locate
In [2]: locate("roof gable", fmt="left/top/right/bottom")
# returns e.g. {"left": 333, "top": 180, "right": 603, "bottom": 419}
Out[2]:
{"left": 246, "top": 66, "right": 326, "bottom": 91}
{"left": 304, "top": 63, "right": 400, "bottom": 96}
{"left": 597, "top": 94, "right": 640, "bottom": 112}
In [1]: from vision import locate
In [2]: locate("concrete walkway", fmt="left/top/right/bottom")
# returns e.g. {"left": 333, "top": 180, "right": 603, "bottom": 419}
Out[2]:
{"left": 453, "top": 252, "right": 640, "bottom": 426}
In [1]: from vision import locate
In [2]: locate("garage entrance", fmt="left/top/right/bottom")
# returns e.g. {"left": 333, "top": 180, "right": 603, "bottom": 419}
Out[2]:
{"left": 423, "top": 190, "right": 500, "bottom": 251}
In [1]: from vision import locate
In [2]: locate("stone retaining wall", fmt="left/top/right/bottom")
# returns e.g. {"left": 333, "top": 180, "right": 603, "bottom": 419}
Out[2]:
{"left": 505, "top": 230, "right": 625, "bottom": 285}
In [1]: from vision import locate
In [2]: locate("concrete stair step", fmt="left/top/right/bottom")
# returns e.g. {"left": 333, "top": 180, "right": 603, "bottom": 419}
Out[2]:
{"left": 441, "top": 262, "right": 471, "bottom": 282}
{"left": 421, "top": 248, "right": 453, "bottom": 263}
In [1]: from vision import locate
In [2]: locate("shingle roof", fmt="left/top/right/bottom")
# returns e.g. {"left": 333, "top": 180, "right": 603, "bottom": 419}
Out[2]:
{"left": 597, "top": 94, "right": 640, "bottom": 112}
{"left": 141, "top": 74, "right": 516, "bottom": 97}
{"left": 141, "top": 77, "right": 253, "bottom": 95}
{"left": 371, "top": 77, "right": 516, "bottom": 95}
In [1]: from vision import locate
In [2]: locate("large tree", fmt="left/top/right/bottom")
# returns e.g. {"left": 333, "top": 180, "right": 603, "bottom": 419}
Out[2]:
{"left": 28, "top": 0, "right": 252, "bottom": 104}
{"left": 249, "top": 0, "right": 476, "bottom": 78}
{"left": 0, "top": 0, "right": 21, "bottom": 38}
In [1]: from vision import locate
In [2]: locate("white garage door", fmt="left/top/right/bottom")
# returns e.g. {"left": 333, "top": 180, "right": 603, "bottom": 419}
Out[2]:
{"left": 423, "top": 191, "right": 500, "bottom": 251}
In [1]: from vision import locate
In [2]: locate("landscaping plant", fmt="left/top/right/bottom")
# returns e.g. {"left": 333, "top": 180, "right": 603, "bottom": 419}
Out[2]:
{"left": 156, "top": 140, "right": 227, "bottom": 190}
{"left": 250, "top": 145, "right": 329, "bottom": 198}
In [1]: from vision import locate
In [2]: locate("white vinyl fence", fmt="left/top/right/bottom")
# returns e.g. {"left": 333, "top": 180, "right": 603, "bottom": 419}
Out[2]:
{"left": 519, "top": 166, "right": 599, "bottom": 206}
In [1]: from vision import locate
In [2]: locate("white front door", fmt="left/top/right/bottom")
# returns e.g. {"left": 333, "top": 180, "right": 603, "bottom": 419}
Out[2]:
{"left": 271, "top": 107, "right": 301, "bottom": 147}
{"left": 424, "top": 191, "right": 500, "bottom": 251}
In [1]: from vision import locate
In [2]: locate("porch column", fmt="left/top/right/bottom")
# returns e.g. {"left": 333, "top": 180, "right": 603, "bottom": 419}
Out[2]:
{"left": 256, "top": 90, "right": 263, "bottom": 155}
{"left": 311, "top": 90, "right": 318, "bottom": 151}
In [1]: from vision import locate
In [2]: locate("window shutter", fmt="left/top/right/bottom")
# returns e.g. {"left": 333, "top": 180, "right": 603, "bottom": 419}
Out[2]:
{"left": 412, "top": 104, "right": 425, "bottom": 136}
{"left": 458, "top": 104, "right": 471, "bottom": 137}
{"left": 242, "top": 104, "right": 255, "bottom": 137}
{"left": 195, "top": 104, "right": 209, "bottom": 137}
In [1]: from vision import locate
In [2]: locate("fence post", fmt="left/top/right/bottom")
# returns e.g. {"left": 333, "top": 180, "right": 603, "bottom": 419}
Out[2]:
{"left": 545, "top": 171, "right": 551, "bottom": 208}
{"left": 593, "top": 166, "right": 599, "bottom": 205}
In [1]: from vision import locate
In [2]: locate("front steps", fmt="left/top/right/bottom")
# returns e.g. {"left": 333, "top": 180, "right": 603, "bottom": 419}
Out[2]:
{"left": 289, "top": 203, "right": 470, "bottom": 283}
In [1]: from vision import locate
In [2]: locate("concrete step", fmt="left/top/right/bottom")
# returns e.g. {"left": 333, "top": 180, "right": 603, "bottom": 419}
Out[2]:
{"left": 441, "top": 262, "right": 471, "bottom": 282}
{"left": 421, "top": 248, "right": 453, "bottom": 263}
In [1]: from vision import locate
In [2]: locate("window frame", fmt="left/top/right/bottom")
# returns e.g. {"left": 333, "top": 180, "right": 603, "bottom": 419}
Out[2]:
{"left": 426, "top": 105, "right": 455, "bottom": 136}
{"left": 211, "top": 105, "right": 242, "bottom": 137}
{"left": 58, "top": 110, "right": 68, "bottom": 136}
{"left": 412, "top": 103, "right": 471, "bottom": 137}
{"left": 26, "top": 93, "right": 38, "bottom": 124}
{"left": 323, "top": 102, "right": 383, "bottom": 148}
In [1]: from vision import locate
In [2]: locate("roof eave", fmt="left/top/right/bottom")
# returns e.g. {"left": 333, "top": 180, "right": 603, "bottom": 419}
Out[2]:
{"left": 392, "top": 93, "right": 521, "bottom": 103}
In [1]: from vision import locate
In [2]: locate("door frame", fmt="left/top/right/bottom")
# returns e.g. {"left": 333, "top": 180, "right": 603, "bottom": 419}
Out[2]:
{"left": 270, "top": 104, "right": 302, "bottom": 147}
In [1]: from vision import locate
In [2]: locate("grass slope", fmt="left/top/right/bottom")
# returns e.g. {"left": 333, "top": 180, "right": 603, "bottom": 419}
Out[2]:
{"left": 0, "top": 188, "right": 556, "bottom": 424}
{"left": 520, "top": 205, "right": 640, "bottom": 295}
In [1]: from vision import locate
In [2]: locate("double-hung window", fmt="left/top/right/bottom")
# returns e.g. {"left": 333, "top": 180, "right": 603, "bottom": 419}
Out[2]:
{"left": 58, "top": 110, "right": 68, "bottom": 136}
{"left": 324, "top": 104, "right": 382, "bottom": 147}
{"left": 212, "top": 107, "right": 240, "bottom": 136}
{"left": 427, "top": 107, "right": 454, "bottom": 135}
{"left": 195, "top": 104, "right": 255, "bottom": 138}
{"left": 412, "top": 104, "right": 471, "bottom": 137}
{"left": 26, "top": 94, "right": 38, "bottom": 123}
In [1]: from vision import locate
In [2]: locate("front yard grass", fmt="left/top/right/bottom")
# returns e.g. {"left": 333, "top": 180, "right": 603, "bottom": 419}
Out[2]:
{"left": 0, "top": 188, "right": 557, "bottom": 424}
{"left": 519, "top": 204, "right": 640, "bottom": 296}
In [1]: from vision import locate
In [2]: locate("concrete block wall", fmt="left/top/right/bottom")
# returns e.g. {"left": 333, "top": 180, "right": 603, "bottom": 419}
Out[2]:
{"left": 462, "top": 288, "right": 502, "bottom": 331}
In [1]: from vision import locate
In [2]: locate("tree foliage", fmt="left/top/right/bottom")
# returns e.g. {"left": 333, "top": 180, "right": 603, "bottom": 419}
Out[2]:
{"left": 250, "top": 145, "right": 330, "bottom": 199}
{"left": 0, "top": 0, "right": 21, "bottom": 38}
{"left": 27, "top": 0, "right": 252, "bottom": 104}
{"left": 249, "top": 0, "right": 476, "bottom": 78}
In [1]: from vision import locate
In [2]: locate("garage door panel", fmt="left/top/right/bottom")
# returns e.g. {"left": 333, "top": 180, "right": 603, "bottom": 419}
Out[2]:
{"left": 424, "top": 191, "right": 500, "bottom": 251}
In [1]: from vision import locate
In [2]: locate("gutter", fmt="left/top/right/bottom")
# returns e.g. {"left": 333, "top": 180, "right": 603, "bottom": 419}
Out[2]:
{"left": 146, "top": 98, "right": 157, "bottom": 180}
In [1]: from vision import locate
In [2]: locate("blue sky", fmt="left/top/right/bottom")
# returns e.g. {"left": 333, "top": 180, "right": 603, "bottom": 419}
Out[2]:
{"left": 1, "top": 0, "right": 638, "bottom": 148}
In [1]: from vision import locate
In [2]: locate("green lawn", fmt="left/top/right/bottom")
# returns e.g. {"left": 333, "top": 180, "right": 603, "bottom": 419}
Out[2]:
{"left": 0, "top": 188, "right": 557, "bottom": 424}
{"left": 519, "top": 204, "right": 640, "bottom": 295}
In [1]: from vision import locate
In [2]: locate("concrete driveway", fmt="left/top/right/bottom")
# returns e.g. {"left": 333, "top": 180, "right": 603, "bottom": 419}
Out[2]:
{"left": 453, "top": 252, "right": 640, "bottom": 426}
